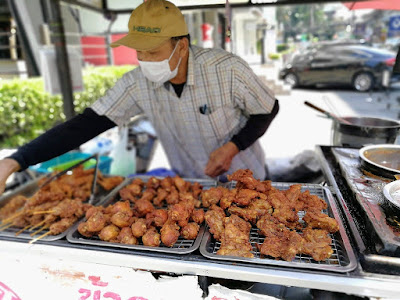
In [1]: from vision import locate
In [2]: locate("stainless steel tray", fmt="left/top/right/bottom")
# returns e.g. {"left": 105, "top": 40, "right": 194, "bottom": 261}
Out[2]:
{"left": 67, "top": 176, "right": 217, "bottom": 254}
{"left": 0, "top": 175, "right": 124, "bottom": 242}
{"left": 332, "top": 148, "right": 400, "bottom": 255}
{"left": 200, "top": 182, "right": 357, "bottom": 273}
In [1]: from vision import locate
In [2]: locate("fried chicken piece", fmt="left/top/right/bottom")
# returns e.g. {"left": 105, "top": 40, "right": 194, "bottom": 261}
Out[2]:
{"left": 146, "top": 177, "right": 160, "bottom": 190}
{"left": 146, "top": 209, "right": 168, "bottom": 227}
{"left": 303, "top": 211, "right": 339, "bottom": 233}
{"left": 205, "top": 205, "right": 226, "bottom": 240}
{"left": 119, "top": 187, "right": 138, "bottom": 202}
{"left": 269, "top": 190, "right": 299, "bottom": 225}
{"left": 168, "top": 201, "right": 192, "bottom": 227}
{"left": 86, "top": 211, "right": 107, "bottom": 232}
{"left": 117, "top": 227, "right": 138, "bottom": 245}
{"left": 131, "top": 218, "right": 148, "bottom": 238}
{"left": 105, "top": 200, "right": 133, "bottom": 216}
{"left": 0, "top": 195, "right": 27, "bottom": 220}
{"left": 201, "top": 187, "right": 228, "bottom": 208}
{"left": 134, "top": 199, "right": 155, "bottom": 217}
{"left": 302, "top": 228, "right": 333, "bottom": 261}
{"left": 228, "top": 205, "right": 258, "bottom": 224}
{"left": 173, "top": 176, "right": 188, "bottom": 193}
{"left": 78, "top": 221, "right": 96, "bottom": 237}
{"left": 160, "top": 177, "right": 174, "bottom": 192}
{"left": 160, "top": 220, "right": 180, "bottom": 247}
{"left": 97, "top": 175, "right": 124, "bottom": 191}
{"left": 153, "top": 188, "right": 168, "bottom": 206}
{"left": 191, "top": 209, "right": 205, "bottom": 224}
{"left": 234, "top": 189, "right": 259, "bottom": 206}
{"left": 142, "top": 227, "right": 161, "bottom": 247}
{"left": 99, "top": 224, "right": 120, "bottom": 241}
{"left": 219, "top": 188, "right": 237, "bottom": 210}
{"left": 217, "top": 215, "right": 253, "bottom": 258}
{"left": 166, "top": 186, "right": 179, "bottom": 205}
{"left": 139, "top": 189, "right": 157, "bottom": 202}
{"left": 249, "top": 198, "right": 273, "bottom": 218}
{"left": 49, "top": 217, "right": 78, "bottom": 235}
{"left": 298, "top": 191, "right": 328, "bottom": 212}
{"left": 110, "top": 211, "right": 134, "bottom": 228}
{"left": 180, "top": 222, "right": 200, "bottom": 240}
{"left": 285, "top": 184, "right": 302, "bottom": 210}
{"left": 85, "top": 206, "right": 104, "bottom": 220}
{"left": 227, "top": 169, "right": 267, "bottom": 193}
{"left": 190, "top": 182, "right": 203, "bottom": 198}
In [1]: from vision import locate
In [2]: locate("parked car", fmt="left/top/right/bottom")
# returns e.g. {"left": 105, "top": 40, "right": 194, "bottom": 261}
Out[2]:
{"left": 279, "top": 45, "right": 398, "bottom": 92}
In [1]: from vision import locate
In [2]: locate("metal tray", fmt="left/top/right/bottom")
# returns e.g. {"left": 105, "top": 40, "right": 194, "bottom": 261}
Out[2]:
{"left": 0, "top": 174, "right": 124, "bottom": 242}
{"left": 200, "top": 182, "right": 357, "bottom": 273}
{"left": 67, "top": 176, "right": 217, "bottom": 254}
{"left": 332, "top": 147, "right": 400, "bottom": 256}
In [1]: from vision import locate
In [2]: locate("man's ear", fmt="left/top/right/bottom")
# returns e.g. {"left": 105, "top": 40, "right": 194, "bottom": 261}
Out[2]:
{"left": 178, "top": 38, "right": 189, "bottom": 57}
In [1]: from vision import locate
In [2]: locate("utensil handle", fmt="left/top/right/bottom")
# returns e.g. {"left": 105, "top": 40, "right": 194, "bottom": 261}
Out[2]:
{"left": 304, "top": 101, "right": 328, "bottom": 115}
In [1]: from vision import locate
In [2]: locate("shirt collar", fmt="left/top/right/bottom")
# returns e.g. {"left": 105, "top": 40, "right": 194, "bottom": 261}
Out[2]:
{"left": 149, "top": 47, "right": 195, "bottom": 89}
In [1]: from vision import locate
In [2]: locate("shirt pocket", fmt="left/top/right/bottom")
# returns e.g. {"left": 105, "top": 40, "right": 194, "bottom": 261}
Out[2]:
{"left": 197, "top": 104, "right": 239, "bottom": 141}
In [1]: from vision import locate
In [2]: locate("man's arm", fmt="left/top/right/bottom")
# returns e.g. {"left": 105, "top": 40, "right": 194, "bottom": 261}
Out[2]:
{"left": 205, "top": 100, "right": 279, "bottom": 177}
{"left": 0, "top": 108, "right": 116, "bottom": 194}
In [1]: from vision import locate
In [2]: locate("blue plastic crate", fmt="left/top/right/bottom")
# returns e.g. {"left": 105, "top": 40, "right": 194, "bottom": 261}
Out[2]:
{"left": 29, "top": 152, "right": 113, "bottom": 175}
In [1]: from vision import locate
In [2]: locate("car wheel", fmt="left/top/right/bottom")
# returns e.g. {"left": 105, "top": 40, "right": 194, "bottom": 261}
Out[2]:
{"left": 284, "top": 73, "right": 299, "bottom": 87}
{"left": 353, "top": 72, "right": 374, "bottom": 92}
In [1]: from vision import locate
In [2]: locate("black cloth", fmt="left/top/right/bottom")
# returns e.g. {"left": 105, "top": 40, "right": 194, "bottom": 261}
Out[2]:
{"left": 8, "top": 108, "right": 116, "bottom": 170}
{"left": 170, "top": 82, "right": 186, "bottom": 97}
{"left": 231, "top": 99, "right": 279, "bottom": 151}
{"left": 394, "top": 47, "right": 400, "bottom": 75}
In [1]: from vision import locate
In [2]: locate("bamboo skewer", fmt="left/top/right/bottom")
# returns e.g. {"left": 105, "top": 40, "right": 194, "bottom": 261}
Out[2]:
{"left": 1, "top": 210, "right": 25, "bottom": 224}
{"left": 32, "top": 210, "right": 54, "bottom": 215}
{"left": 29, "top": 231, "right": 51, "bottom": 244}
{"left": 15, "top": 225, "right": 32, "bottom": 236}
{"left": 30, "top": 225, "right": 49, "bottom": 237}
{"left": 0, "top": 223, "right": 14, "bottom": 231}
{"left": 29, "top": 220, "right": 46, "bottom": 231}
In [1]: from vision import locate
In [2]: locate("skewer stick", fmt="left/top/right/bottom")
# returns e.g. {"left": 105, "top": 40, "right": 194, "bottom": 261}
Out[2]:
{"left": 0, "top": 223, "right": 14, "bottom": 231}
{"left": 30, "top": 225, "right": 49, "bottom": 237}
{"left": 1, "top": 210, "right": 25, "bottom": 224}
{"left": 32, "top": 210, "right": 54, "bottom": 215}
{"left": 29, "top": 231, "right": 52, "bottom": 244}
{"left": 15, "top": 225, "right": 32, "bottom": 236}
{"left": 29, "top": 220, "right": 46, "bottom": 231}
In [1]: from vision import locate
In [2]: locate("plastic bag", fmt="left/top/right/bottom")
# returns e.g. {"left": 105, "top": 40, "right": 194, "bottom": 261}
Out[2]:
{"left": 109, "top": 126, "right": 136, "bottom": 176}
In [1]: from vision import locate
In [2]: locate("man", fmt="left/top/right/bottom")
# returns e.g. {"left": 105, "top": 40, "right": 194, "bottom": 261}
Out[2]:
{"left": 0, "top": 0, "right": 278, "bottom": 194}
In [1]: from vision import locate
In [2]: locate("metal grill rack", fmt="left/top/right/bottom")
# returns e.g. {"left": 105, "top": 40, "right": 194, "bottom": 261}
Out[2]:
{"left": 67, "top": 176, "right": 217, "bottom": 254}
{"left": 0, "top": 156, "right": 119, "bottom": 242}
{"left": 200, "top": 182, "right": 357, "bottom": 273}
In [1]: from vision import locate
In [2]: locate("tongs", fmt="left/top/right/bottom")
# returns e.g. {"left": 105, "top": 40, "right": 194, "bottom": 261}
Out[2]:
{"left": 304, "top": 101, "right": 352, "bottom": 125}
{"left": 39, "top": 153, "right": 100, "bottom": 204}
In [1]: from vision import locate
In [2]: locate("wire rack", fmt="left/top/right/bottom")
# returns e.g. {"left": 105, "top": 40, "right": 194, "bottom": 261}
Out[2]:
{"left": 67, "top": 176, "right": 217, "bottom": 254}
{"left": 200, "top": 182, "right": 357, "bottom": 273}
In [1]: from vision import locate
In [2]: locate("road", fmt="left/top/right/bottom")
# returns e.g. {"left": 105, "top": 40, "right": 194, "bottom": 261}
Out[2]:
{"left": 149, "top": 85, "right": 400, "bottom": 174}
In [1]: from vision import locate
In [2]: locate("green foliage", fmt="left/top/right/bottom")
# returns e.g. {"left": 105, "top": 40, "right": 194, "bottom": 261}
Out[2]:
{"left": 0, "top": 65, "right": 134, "bottom": 148}
{"left": 277, "top": 44, "right": 289, "bottom": 53}
{"left": 268, "top": 53, "right": 281, "bottom": 60}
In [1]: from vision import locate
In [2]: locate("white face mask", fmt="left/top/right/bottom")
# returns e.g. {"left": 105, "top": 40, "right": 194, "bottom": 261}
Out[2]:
{"left": 138, "top": 40, "right": 182, "bottom": 83}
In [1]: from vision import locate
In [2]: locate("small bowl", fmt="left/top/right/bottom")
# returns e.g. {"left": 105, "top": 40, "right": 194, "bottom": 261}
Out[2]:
{"left": 383, "top": 180, "right": 400, "bottom": 212}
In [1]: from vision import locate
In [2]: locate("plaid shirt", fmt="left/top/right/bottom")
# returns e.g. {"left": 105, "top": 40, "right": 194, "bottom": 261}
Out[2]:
{"left": 91, "top": 46, "right": 275, "bottom": 179}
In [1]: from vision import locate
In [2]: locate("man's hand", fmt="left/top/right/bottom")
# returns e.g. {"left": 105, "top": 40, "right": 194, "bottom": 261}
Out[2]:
{"left": 0, "top": 158, "right": 20, "bottom": 195}
{"left": 205, "top": 142, "right": 239, "bottom": 177}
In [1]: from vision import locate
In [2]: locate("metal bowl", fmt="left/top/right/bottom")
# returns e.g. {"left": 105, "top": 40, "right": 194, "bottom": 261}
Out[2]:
{"left": 383, "top": 180, "right": 400, "bottom": 212}
{"left": 359, "top": 144, "right": 400, "bottom": 179}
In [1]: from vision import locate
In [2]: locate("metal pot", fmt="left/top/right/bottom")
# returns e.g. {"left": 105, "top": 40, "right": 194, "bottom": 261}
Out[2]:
{"left": 331, "top": 117, "right": 400, "bottom": 148}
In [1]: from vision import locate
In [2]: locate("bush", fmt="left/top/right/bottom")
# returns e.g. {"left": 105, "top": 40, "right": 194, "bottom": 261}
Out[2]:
{"left": 277, "top": 44, "right": 289, "bottom": 53}
{"left": 268, "top": 53, "right": 281, "bottom": 60}
{"left": 0, "top": 65, "right": 134, "bottom": 148}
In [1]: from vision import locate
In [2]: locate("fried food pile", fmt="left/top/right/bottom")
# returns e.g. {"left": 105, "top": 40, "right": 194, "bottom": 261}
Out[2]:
{"left": 0, "top": 166, "right": 124, "bottom": 236}
{"left": 78, "top": 176, "right": 205, "bottom": 247}
{"left": 204, "top": 169, "right": 340, "bottom": 262}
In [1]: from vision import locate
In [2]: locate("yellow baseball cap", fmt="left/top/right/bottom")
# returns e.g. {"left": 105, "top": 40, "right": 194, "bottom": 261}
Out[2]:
{"left": 110, "top": 0, "right": 188, "bottom": 51}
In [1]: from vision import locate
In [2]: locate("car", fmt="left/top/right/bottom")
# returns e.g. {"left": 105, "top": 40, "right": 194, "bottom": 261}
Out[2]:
{"left": 279, "top": 44, "right": 398, "bottom": 92}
